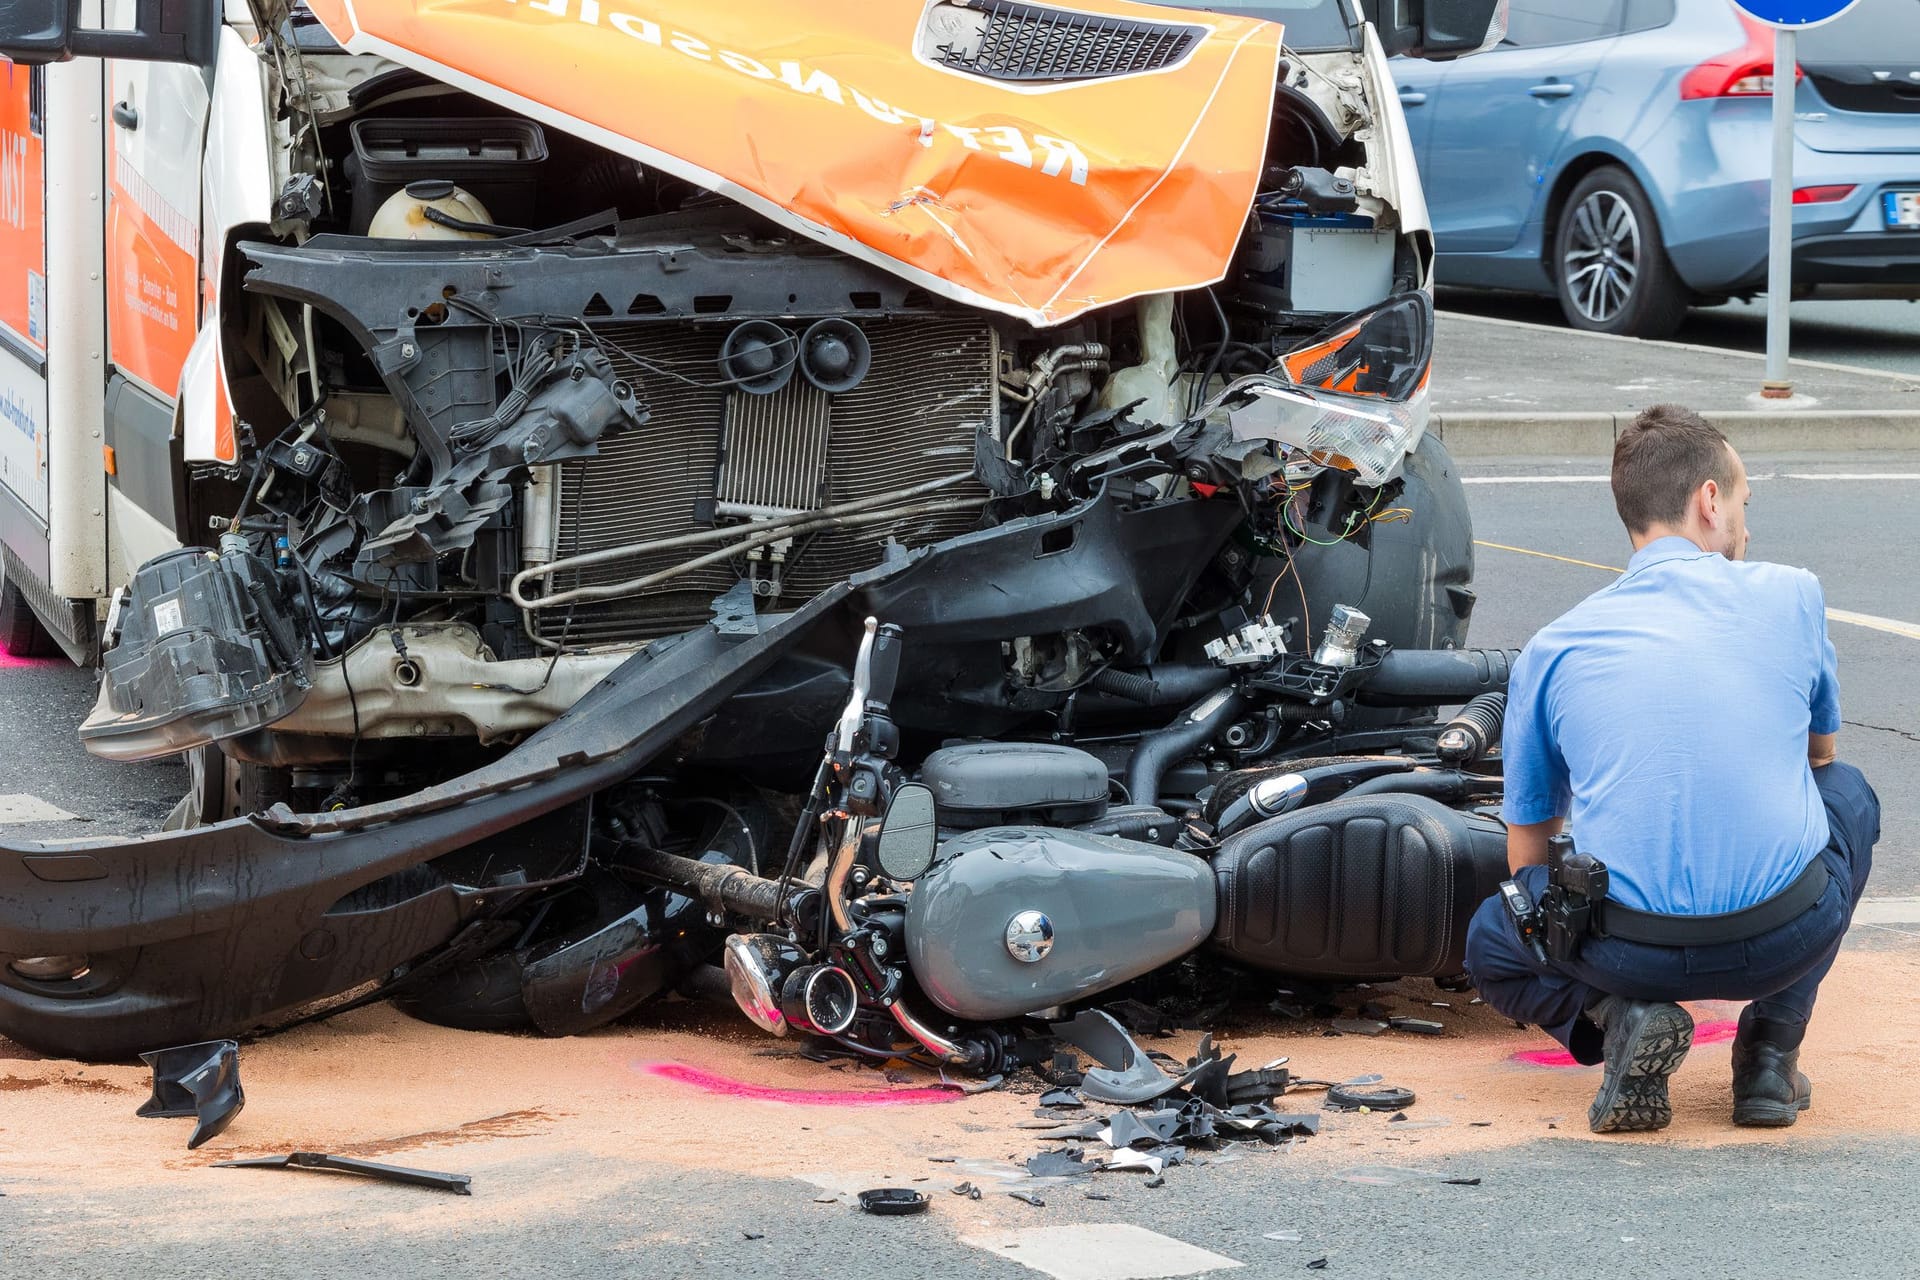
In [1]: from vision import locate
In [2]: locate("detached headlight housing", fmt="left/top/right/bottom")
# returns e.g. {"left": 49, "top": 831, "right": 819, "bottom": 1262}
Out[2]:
{"left": 1228, "top": 292, "right": 1434, "bottom": 484}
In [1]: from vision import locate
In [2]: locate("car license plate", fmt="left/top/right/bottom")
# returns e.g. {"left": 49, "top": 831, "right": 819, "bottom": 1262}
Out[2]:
{"left": 1885, "top": 191, "right": 1920, "bottom": 230}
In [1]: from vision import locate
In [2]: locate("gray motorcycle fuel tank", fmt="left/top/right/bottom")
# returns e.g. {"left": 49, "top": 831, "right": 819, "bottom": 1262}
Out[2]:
{"left": 905, "top": 827, "right": 1217, "bottom": 1021}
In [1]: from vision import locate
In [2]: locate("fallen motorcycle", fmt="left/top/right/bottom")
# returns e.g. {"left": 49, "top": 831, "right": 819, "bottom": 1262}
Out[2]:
{"left": 613, "top": 615, "right": 1515, "bottom": 1073}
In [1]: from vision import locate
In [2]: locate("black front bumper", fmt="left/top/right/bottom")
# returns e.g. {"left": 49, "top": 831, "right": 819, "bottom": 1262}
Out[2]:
{"left": 0, "top": 587, "right": 848, "bottom": 1061}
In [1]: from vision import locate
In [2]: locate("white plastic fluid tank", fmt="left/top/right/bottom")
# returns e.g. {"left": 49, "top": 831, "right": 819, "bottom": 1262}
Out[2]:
{"left": 369, "top": 180, "right": 498, "bottom": 240}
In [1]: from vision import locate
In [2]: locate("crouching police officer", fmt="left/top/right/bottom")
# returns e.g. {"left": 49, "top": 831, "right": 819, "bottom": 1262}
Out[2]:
{"left": 1465, "top": 405, "right": 1880, "bottom": 1134}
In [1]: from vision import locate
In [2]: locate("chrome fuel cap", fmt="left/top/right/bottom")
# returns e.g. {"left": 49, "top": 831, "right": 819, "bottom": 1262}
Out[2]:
{"left": 1005, "top": 910, "right": 1054, "bottom": 963}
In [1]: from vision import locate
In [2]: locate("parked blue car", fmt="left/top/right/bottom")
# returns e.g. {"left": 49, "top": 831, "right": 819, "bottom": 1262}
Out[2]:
{"left": 1392, "top": 0, "right": 1920, "bottom": 336}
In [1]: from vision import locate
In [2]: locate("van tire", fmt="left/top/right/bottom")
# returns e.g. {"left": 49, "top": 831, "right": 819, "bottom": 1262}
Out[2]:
{"left": 1552, "top": 167, "right": 1689, "bottom": 340}
{"left": 0, "top": 569, "right": 57, "bottom": 659}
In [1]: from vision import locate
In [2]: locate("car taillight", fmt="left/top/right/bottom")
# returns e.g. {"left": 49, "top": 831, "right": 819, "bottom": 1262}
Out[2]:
{"left": 1680, "top": 12, "right": 1804, "bottom": 100}
{"left": 1793, "top": 185, "right": 1857, "bottom": 204}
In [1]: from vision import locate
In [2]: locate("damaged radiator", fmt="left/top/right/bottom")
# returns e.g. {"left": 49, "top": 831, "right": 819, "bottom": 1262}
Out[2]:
{"left": 538, "top": 317, "right": 998, "bottom": 645}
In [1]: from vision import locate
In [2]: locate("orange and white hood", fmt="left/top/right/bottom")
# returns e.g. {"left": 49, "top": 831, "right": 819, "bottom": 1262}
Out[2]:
{"left": 295, "top": 0, "right": 1284, "bottom": 327}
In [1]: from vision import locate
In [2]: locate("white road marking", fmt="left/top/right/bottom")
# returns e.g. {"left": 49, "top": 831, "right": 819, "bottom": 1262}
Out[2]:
{"left": 1856, "top": 898, "right": 1920, "bottom": 927}
{"left": 0, "top": 795, "right": 77, "bottom": 824}
{"left": 964, "top": 1225, "right": 1243, "bottom": 1280}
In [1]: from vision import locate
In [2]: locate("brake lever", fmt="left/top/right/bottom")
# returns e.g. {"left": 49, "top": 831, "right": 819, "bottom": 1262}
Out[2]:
{"left": 834, "top": 616, "right": 881, "bottom": 758}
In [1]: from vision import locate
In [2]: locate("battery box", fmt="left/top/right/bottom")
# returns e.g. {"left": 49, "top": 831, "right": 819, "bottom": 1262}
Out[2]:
{"left": 1236, "top": 207, "right": 1395, "bottom": 316}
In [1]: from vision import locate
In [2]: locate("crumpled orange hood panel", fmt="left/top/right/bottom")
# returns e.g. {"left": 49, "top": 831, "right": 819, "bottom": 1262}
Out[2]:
{"left": 301, "top": 0, "right": 1283, "bottom": 326}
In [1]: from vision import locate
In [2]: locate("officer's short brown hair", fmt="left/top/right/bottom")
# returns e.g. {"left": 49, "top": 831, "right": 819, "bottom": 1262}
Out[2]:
{"left": 1611, "top": 405, "right": 1735, "bottom": 535}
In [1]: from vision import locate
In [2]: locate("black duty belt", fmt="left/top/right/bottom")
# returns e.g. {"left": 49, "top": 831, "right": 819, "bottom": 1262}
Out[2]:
{"left": 1601, "top": 856, "right": 1834, "bottom": 948}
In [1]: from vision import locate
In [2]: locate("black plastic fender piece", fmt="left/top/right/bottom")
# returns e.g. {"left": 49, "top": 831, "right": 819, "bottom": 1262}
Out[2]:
{"left": 0, "top": 584, "right": 851, "bottom": 1061}
{"left": 136, "top": 1038, "right": 245, "bottom": 1150}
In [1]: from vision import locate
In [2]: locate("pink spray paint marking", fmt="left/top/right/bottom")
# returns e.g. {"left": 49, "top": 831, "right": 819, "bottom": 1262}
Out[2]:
{"left": 639, "top": 1061, "right": 963, "bottom": 1106}
{"left": 1511, "top": 1019, "right": 1739, "bottom": 1068}
{"left": 0, "top": 647, "right": 59, "bottom": 669}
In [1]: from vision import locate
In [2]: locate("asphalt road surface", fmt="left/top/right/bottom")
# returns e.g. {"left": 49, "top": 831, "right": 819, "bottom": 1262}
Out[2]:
{"left": 3, "top": 452, "right": 1918, "bottom": 1279}
{"left": 1441, "top": 291, "right": 1920, "bottom": 379}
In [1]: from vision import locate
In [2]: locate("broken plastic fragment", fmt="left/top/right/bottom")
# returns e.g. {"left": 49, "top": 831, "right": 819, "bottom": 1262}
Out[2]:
{"left": 136, "top": 1039, "right": 245, "bottom": 1151}
{"left": 1331, "top": 1018, "right": 1387, "bottom": 1036}
{"left": 1265, "top": 1231, "right": 1305, "bottom": 1243}
{"left": 858, "top": 1188, "right": 930, "bottom": 1216}
{"left": 1326, "top": 1082, "right": 1416, "bottom": 1112}
{"left": 1026, "top": 1150, "right": 1090, "bottom": 1179}
{"left": 1389, "top": 1017, "right": 1445, "bottom": 1036}
{"left": 1443, "top": 1177, "right": 1482, "bottom": 1186}
{"left": 1051, "top": 1010, "right": 1179, "bottom": 1105}
{"left": 1308, "top": 1259, "right": 1330, "bottom": 1270}
{"left": 1102, "top": 1150, "right": 1166, "bottom": 1175}
{"left": 1009, "top": 1190, "right": 1047, "bottom": 1207}
{"left": 1039, "top": 1088, "right": 1085, "bottom": 1109}
{"left": 1143, "top": 1175, "right": 1166, "bottom": 1189}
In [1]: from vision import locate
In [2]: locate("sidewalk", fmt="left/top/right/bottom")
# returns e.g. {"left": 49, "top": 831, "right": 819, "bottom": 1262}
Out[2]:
{"left": 1431, "top": 311, "right": 1920, "bottom": 456}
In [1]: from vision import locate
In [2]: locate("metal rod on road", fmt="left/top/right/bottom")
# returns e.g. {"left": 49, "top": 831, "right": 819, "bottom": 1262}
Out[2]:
{"left": 1763, "top": 26, "right": 1797, "bottom": 398}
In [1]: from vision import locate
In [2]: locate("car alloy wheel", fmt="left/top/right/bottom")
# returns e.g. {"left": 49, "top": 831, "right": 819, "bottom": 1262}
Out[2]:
{"left": 1562, "top": 190, "right": 1641, "bottom": 327}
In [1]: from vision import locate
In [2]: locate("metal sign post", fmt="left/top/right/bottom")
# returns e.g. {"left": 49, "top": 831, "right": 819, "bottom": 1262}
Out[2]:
{"left": 1733, "top": 0, "right": 1864, "bottom": 401}
{"left": 1763, "top": 26, "right": 1797, "bottom": 398}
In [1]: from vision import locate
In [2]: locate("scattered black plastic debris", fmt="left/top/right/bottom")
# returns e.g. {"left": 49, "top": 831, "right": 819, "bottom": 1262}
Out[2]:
{"left": 1084, "top": 1192, "right": 1113, "bottom": 1201}
{"left": 1330, "top": 1019, "right": 1387, "bottom": 1036}
{"left": 1044, "top": 1050, "right": 1085, "bottom": 1087}
{"left": 1105, "top": 999, "right": 1179, "bottom": 1038}
{"left": 214, "top": 1152, "right": 471, "bottom": 1195}
{"left": 1326, "top": 1082, "right": 1416, "bottom": 1112}
{"left": 1026, "top": 1150, "right": 1090, "bottom": 1178}
{"left": 1040, "top": 1088, "right": 1085, "bottom": 1109}
{"left": 1387, "top": 1113, "right": 1408, "bottom": 1123}
{"left": 1009, "top": 1191, "right": 1047, "bottom": 1207}
{"left": 1308, "top": 1258, "right": 1330, "bottom": 1269}
{"left": 951, "top": 1181, "right": 978, "bottom": 1197}
{"left": 1443, "top": 1178, "right": 1482, "bottom": 1186}
{"left": 742, "top": 1231, "right": 766, "bottom": 1240}
{"left": 928, "top": 1155, "right": 959, "bottom": 1162}
{"left": 1358, "top": 1001, "right": 1392, "bottom": 1021}
{"left": 1052, "top": 1011, "right": 1179, "bottom": 1105}
{"left": 1144, "top": 1176, "right": 1166, "bottom": 1188}
{"left": 1389, "top": 1017, "right": 1445, "bottom": 1036}
{"left": 858, "top": 1188, "right": 929, "bottom": 1216}
{"left": 137, "top": 1039, "right": 245, "bottom": 1151}
{"left": 1470, "top": 1122, "right": 1493, "bottom": 1128}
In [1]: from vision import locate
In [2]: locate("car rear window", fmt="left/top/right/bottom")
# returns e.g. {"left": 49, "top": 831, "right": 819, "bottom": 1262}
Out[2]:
{"left": 1178, "top": 1, "right": 1361, "bottom": 51}
{"left": 1798, "top": 0, "right": 1920, "bottom": 62}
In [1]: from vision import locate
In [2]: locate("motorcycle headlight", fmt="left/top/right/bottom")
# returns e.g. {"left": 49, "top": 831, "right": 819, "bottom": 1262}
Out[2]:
{"left": 1228, "top": 293, "right": 1434, "bottom": 485}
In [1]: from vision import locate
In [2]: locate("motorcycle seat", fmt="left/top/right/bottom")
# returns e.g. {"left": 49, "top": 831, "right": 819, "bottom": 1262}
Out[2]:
{"left": 1208, "top": 792, "right": 1508, "bottom": 980}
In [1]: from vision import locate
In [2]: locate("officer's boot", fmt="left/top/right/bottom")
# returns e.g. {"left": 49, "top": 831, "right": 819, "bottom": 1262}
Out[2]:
{"left": 1585, "top": 996, "right": 1694, "bottom": 1133}
{"left": 1731, "top": 1011, "right": 1812, "bottom": 1128}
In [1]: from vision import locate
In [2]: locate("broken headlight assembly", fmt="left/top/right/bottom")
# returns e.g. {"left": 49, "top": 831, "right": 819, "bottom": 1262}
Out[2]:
{"left": 1227, "top": 292, "right": 1434, "bottom": 484}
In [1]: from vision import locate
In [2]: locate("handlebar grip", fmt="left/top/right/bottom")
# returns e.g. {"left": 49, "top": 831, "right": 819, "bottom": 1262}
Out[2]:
{"left": 867, "top": 623, "right": 905, "bottom": 713}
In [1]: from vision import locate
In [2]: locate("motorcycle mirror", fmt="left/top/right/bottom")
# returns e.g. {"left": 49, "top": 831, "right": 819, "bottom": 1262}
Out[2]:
{"left": 875, "top": 783, "right": 938, "bottom": 882}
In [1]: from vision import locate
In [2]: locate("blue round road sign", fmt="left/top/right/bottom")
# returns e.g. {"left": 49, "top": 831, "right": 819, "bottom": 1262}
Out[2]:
{"left": 1730, "top": 0, "right": 1864, "bottom": 26}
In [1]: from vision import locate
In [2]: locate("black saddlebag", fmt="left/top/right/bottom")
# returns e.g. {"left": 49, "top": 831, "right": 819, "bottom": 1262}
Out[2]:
{"left": 1209, "top": 794, "right": 1510, "bottom": 979}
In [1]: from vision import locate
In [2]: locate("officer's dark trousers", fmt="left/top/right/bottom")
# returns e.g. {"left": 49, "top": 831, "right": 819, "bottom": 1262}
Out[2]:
{"left": 1464, "top": 762, "right": 1881, "bottom": 1065}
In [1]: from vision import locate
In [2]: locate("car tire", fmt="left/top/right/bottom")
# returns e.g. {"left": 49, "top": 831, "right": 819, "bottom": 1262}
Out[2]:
{"left": 1552, "top": 167, "right": 1689, "bottom": 340}
{"left": 0, "top": 565, "right": 57, "bottom": 659}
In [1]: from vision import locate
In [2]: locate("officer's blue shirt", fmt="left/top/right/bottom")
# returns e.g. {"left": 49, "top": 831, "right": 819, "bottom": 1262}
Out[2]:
{"left": 1502, "top": 536, "right": 1841, "bottom": 915}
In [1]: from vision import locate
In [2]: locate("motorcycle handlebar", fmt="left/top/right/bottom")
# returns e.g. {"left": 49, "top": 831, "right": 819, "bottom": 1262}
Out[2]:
{"left": 1356, "top": 648, "right": 1520, "bottom": 708}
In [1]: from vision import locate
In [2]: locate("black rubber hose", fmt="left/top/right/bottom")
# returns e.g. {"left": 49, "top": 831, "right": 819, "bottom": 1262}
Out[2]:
{"left": 1125, "top": 689, "right": 1245, "bottom": 810}
{"left": 1355, "top": 648, "right": 1521, "bottom": 707}
{"left": 624, "top": 846, "right": 786, "bottom": 922}
{"left": 1339, "top": 770, "right": 1503, "bottom": 802}
{"left": 1436, "top": 691, "right": 1508, "bottom": 764}
{"left": 1088, "top": 664, "right": 1232, "bottom": 707}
